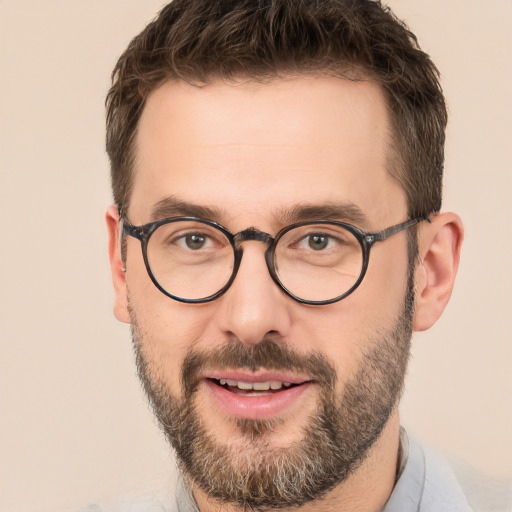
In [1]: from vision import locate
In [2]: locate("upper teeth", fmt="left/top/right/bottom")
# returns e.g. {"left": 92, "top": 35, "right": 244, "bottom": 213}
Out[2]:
{"left": 219, "top": 379, "right": 292, "bottom": 390}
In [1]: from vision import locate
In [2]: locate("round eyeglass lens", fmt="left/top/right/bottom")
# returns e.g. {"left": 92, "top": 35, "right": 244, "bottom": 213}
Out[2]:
{"left": 274, "top": 223, "right": 364, "bottom": 302}
{"left": 146, "top": 220, "right": 235, "bottom": 301}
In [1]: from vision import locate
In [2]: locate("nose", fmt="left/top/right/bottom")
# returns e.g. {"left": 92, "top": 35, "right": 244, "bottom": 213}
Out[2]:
{"left": 214, "top": 242, "right": 292, "bottom": 345}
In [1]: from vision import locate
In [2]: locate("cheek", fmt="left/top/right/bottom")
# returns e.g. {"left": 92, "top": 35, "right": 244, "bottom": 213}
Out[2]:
{"left": 360, "top": 240, "right": 410, "bottom": 317}
{"left": 291, "top": 245, "right": 409, "bottom": 378}
{"left": 127, "top": 277, "right": 213, "bottom": 394}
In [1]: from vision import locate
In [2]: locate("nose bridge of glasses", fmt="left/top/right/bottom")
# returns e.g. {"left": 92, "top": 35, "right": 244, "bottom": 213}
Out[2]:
{"left": 233, "top": 228, "right": 273, "bottom": 249}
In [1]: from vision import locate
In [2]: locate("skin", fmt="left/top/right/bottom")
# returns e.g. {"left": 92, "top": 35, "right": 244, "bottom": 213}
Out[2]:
{"left": 106, "top": 76, "right": 463, "bottom": 511}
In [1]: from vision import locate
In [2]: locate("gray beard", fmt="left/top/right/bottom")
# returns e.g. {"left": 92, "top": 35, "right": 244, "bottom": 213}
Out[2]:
{"left": 130, "top": 280, "right": 414, "bottom": 510}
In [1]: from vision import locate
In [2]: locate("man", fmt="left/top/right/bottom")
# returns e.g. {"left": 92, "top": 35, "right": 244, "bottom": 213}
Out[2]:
{"left": 99, "top": 0, "right": 508, "bottom": 511}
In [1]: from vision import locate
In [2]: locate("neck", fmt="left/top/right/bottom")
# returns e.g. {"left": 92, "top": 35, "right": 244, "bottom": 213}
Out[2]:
{"left": 192, "top": 412, "right": 401, "bottom": 512}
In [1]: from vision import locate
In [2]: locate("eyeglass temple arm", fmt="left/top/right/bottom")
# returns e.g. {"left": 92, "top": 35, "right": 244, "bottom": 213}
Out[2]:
{"left": 370, "top": 214, "right": 433, "bottom": 243}
{"left": 119, "top": 213, "right": 144, "bottom": 241}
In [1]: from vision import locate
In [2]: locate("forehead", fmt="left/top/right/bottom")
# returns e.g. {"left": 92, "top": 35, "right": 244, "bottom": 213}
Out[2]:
{"left": 131, "top": 76, "right": 405, "bottom": 227}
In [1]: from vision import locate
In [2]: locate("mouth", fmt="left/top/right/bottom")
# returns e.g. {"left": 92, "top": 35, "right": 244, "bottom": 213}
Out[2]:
{"left": 201, "top": 371, "right": 315, "bottom": 420}
{"left": 209, "top": 378, "right": 299, "bottom": 396}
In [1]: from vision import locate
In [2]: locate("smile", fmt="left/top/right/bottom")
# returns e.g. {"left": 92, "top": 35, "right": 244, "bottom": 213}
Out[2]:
{"left": 202, "top": 372, "right": 315, "bottom": 420}
{"left": 213, "top": 378, "right": 295, "bottom": 394}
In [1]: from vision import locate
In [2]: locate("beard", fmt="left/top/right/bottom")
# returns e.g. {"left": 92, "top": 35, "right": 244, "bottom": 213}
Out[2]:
{"left": 130, "top": 279, "right": 415, "bottom": 510}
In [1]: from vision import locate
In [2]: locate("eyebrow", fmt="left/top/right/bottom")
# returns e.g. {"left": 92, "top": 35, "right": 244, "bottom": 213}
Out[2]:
{"left": 151, "top": 196, "right": 225, "bottom": 222}
{"left": 277, "top": 202, "right": 368, "bottom": 227}
{"left": 150, "top": 196, "right": 368, "bottom": 228}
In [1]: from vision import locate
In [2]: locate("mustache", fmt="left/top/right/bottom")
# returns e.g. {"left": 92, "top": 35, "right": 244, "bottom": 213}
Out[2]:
{"left": 181, "top": 338, "right": 337, "bottom": 394}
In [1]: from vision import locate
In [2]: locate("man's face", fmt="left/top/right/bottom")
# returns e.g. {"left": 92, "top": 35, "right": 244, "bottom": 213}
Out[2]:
{"left": 119, "top": 76, "right": 414, "bottom": 507}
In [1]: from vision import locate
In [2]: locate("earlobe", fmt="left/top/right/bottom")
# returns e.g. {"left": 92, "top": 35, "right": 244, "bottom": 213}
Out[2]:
{"left": 106, "top": 205, "right": 131, "bottom": 324}
{"left": 413, "top": 212, "right": 464, "bottom": 331}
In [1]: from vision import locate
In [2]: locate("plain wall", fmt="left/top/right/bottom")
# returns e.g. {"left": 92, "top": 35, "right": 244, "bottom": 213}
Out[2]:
{"left": 0, "top": 1, "right": 510, "bottom": 511}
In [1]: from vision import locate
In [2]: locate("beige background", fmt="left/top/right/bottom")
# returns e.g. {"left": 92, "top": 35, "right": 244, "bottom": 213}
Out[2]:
{"left": 1, "top": 1, "right": 511, "bottom": 511}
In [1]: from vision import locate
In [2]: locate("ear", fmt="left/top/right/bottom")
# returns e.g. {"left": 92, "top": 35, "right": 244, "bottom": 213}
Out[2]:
{"left": 106, "top": 205, "right": 131, "bottom": 324}
{"left": 413, "top": 212, "right": 464, "bottom": 331}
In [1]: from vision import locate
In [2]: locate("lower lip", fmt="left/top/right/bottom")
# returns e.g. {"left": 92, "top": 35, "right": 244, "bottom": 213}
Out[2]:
{"left": 202, "top": 379, "right": 315, "bottom": 420}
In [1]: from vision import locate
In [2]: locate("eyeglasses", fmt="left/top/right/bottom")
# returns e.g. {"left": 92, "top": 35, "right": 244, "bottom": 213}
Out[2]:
{"left": 121, "top": 215, "right": 425, "bottom": 306}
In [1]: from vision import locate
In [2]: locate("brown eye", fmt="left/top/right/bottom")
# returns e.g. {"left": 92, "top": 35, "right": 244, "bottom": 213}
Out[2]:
{"left": 308, "top": 234, "right": 329, "bottom": 250}
{"left": 185, "top": 234, "right": 207, "bottom": 250}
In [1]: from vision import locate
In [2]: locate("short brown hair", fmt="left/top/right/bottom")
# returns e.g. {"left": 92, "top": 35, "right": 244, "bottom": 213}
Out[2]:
{"left": 106, "top": 0, "right": 446, "bottom": 218}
